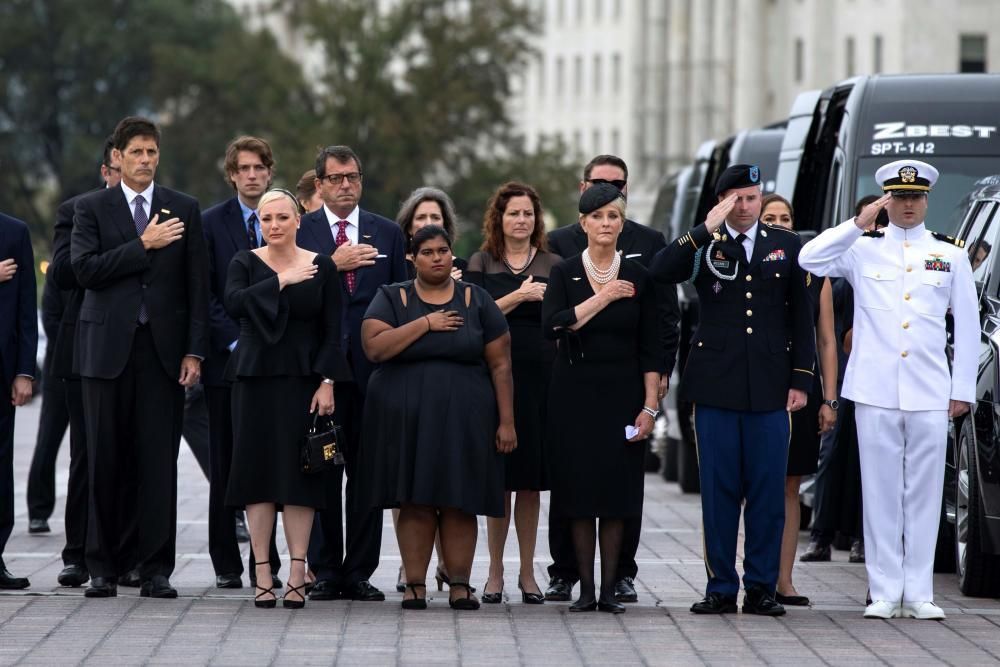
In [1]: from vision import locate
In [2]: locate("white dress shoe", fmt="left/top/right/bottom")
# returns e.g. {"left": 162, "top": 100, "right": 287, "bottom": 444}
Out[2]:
{"left": 901, "top": 601, "right": 945, "bottom": 620}
{"left": 864, "top": 600, "right": 901, "bottom": 619}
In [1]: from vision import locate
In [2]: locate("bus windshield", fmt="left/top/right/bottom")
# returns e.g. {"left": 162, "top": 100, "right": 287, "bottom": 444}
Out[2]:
{"left": 855, "top": 156, "right": 1000, "bottom": 233}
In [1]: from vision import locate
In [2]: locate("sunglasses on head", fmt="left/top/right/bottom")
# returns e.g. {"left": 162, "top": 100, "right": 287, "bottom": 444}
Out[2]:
{"left": 587, "top": 178, "right": 627, "bottom": 190}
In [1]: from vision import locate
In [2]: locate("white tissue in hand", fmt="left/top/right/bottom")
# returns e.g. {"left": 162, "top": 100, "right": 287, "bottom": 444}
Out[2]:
{"left": 625, "top": 425, "right": 640, "bottom": 440}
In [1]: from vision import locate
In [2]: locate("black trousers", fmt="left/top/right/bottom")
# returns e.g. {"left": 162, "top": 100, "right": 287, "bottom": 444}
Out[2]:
{"left": 547, "top": 502, "right": 643, "bottom": 583}
{"left": 83, "top": 327, "right": 183, "bottom": 580}
{"left": 26, "top": 348, "right": 70, "bottom": 521}
{"left": 203, "top": 383, "right": 279, "bottom": 576}
{"left": 308, "top": 383, "right": 382, "bottom": 588}
{"left": 61, "top": 379, "right": 90, "bottom": 566}
{"left": 182, "top": 383, "right": 211, "bottom": 480}
{"left": 0, "top": 400, "right": 14, "bottom": 561}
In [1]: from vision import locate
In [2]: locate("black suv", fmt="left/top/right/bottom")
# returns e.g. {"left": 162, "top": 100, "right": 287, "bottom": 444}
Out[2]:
{"left": 937, "top": 176, "right": 1000, "bottom": 596}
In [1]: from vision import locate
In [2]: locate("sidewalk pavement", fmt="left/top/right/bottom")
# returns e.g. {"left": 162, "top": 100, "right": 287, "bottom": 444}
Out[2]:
{"left": 4, "top": 399, "right": 1000, "bottom": 665}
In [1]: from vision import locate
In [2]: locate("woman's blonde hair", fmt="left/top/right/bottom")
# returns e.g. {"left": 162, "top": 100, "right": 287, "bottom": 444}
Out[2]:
{"left": 258, "top": 189, "right": 301, "bottom": 217}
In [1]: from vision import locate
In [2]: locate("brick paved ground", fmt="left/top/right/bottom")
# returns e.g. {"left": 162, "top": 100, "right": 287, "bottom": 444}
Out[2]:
{"left": 4, "top": 400, "right": 1000, "bottom": 665}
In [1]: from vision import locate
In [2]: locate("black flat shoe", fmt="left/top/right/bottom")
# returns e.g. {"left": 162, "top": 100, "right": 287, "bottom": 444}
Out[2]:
{"left": 215, "top": 573, "right": 243, "bottom": 589}
{"left": 348, "top": 580, "right": 385, "bottom": 601}
{"left": 119, "top": 569, "right": 141, "bottom": 588}
{"left": 775, "top": 592, "right": 810, "bottom": 606}
{"left": 0, "top": 568, "right": 29, "bottom": 590}
{"left": 308, "top": 579, "right": 341, "bottom": 601}
{"left": 480, "top": 578, "right": 503, "bottom": 604}
{"left": 140, "top": 574, "right": 178, "bottom": 599}
{"left": 401, "top": 583, "right": 427, "bottom": 610}
{"left": 28, "top": 519, "right": 50, "bottom": 534}
{"left": 57, "top": 564, "right": 89, "bottom": 587}
{"left": 598, "top": 596, "right": 626, "bottom": 614}
{"left": 448, "top": 582, "right": 479, "bottom": 610}
{"left": 544, "top": 577, "right": 574, "bottom": 602}
{"left": 799, "top": 540, "right": 832, "bottom": 562}
{"left": 614, "top": 577, "right": 638, "bottom": 603}
{"left": 690, "top": 592, "right": 737, "bottom": 614}
{"left": 252, "top": 562, "right": 276, "bottom": 608}
{"left": 84, "top": 576, "right": 117, "bottom": 598}
{"left": 742, "top": 587, "right": 786, "bottom": 616}
{"left": 518, "top": 578, "right": 544, "bottom": 604}
{"left": 569, "top": 597, "right": 597, "bottom": 612}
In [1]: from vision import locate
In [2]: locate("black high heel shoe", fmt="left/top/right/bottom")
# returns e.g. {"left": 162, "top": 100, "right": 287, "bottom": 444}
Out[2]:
{"left": 282, "top": 557, "right": 308, "bottom": 609}
{"left": 396, "top": 566, "right": 406, "bottom": 593}
{"left": 518, "top": 578, "right": 544, "bottom": 605}
{"left": 448, "top": 582, "right": 480, "bottom": 610}
{"left": 480, "top": 577, "right": 503, "bottom": 604}
{"left": 253, "top": 561, "right": 276, "bottom": 609}
{"left": 435, "top": 566, "right": 475, "bottom": 592}
{"left": 401, "top": 583, "right": 427, "bottom": 610}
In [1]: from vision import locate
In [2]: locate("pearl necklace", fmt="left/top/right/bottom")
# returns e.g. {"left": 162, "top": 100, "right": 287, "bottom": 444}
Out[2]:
{"left": 582, "top": 248, "right": 621, "bottom": 284}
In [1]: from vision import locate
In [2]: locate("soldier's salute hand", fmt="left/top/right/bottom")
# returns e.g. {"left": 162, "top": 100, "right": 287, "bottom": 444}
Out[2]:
{"left": 141, "top": 214, "right": 184, "bottom": 250}
{"left": 854, "top": 193, "right": 891, "bottom": 230}
{"left": 704, "top": 194, "right": 738, "bottom": 233}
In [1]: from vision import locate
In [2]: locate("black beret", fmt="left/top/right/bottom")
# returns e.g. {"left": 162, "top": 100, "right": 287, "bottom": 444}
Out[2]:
{"left": 714, "top": 163, "right": 762, "bottom": 196}
{"left": 579, "top": 182, "right": 623, "bottom": 214}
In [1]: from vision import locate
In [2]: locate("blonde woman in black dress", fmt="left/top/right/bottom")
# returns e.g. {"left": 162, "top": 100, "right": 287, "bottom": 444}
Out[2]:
{"left": 224, "top": 190, "right": 351, "bottom": 609}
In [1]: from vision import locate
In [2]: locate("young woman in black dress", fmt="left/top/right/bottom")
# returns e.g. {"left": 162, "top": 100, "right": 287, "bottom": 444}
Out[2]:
{"left": 542, "top": 183, "right": 664, "bottom": 613}
{"left": 760, "top": 194, "right": 838, "bottom": 606}
{"left": 361, "top": 225, "right": 516, "bottom": 610}
{"left": 224, "top": 190, "right": 351, "bottom": 609}
{"left": 467, "top": 182, "right": 560, "bottom": 604}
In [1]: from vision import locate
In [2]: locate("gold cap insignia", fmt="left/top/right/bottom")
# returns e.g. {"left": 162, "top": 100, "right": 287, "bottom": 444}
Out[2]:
{"left": 899, "top": 166, "right": 917, "bottom": 184}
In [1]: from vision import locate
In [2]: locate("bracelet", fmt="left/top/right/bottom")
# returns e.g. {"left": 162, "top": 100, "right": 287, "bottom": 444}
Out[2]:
{"left": 642, "top": 406, "right": 660, "bottom": 419}
{"left": 321, "top": 378, "right": 334, "bottom": 386}
{"left": 424, "top": 314, "right": 431, "bottom": 332}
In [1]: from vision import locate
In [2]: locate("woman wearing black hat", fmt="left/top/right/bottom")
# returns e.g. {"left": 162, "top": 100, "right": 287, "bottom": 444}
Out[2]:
{"left": 541, "top": 183, "right": 665, "bottom": 613}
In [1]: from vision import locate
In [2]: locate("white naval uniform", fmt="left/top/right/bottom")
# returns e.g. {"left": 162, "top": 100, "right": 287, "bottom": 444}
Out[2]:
{"left": 799, "top": 219, "right": 978, "bottom": 604}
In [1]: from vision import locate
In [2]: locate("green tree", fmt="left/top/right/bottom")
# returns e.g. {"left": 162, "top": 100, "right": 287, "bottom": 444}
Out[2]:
{"left": 275, "top": 0, "right": 579, "bottom": 252}
{"left": 0, "top": 0, "right": 314, "bottom": 253}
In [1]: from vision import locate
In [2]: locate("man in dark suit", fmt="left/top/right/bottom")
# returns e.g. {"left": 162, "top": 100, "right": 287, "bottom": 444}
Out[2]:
{"left": 650, "top": 164, "right": 815, "bottom": 616}
{"left": 544, "top": 155, "right": 681, "bottom": 604}
{"left": 202, "top": 136, "right": 282, "bottom": 589}
{"left": 41, "top": 137, "right": 123, "bottom": 588}
{"left": 71, "top": 116, "right": 209, "bottom": 599}
{"left": 297, "top": 145, "right": 407, "bottom": 601}
{"left": 0, "top": 211, "right": 37, "bottom": 590}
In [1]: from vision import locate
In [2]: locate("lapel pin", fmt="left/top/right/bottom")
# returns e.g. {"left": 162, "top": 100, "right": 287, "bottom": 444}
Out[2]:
{"left": 362, "top": 234, "right": 373, "bottom": 239}
{"left": 160, "top": 209, "right": 171, "bottom": 215}
{"left": 760, "top": 229, "right": 767, "bottom": 238}
{"left": 572, "top": 276, "right": 582, "bottom": 281}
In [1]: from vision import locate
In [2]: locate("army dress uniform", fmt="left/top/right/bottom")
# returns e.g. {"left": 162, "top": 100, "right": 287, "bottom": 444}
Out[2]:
{"left": 798, "top": 160, "right": 978, "bottom": 618}
{"left": 650, "top": 165, "right": 816, "bottom": 609}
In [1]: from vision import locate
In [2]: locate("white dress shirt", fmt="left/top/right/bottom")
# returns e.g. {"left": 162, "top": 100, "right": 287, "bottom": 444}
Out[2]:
{"left": 323, "top": 204, "right": 360, "bottom": 245}
{"left": 725, "top": 221, "right": 757, "bottom": 262}
{"left": 121, "top": 181, "right": 155, "bottom": 221}
{"left": 799, "top": 219, "right": 978, "bottom": 410}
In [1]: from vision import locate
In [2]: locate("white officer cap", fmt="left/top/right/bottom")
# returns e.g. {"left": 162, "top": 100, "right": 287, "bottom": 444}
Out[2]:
{"left": 875, "top": 159, "right": 939, "bottom": 194}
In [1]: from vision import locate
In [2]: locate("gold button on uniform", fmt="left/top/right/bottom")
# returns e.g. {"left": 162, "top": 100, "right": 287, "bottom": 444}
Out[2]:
{"left": 745, "top": 292, "right": 752, "bottom": 299}
{"left": 746, "top": 327, "right": 753, "bottom": 334}
{"left": 746, "top": 310, "right": 753, "bottom": 316}
{"left": 775, "top": 273, "right": 781, "bottom": 278}
{"left": 904, "top": 293, "right": 911, "bottom": 300}
{"left": 901, "top": 351, "right": 909, "bottom": 358}
{"left": 904, "top": 241, "right": 911, "bottom": 248}
{"left": 906, "top": 266, "right": 912, "bottom": 273}
{"left": 698, "top": 342, "right": 703, "bottom": 348}
{"left": 745, "top": 275, "right": 752, "bottom": 282}
{"left": 902, "top": 321, "right": 910, "bottom": 329}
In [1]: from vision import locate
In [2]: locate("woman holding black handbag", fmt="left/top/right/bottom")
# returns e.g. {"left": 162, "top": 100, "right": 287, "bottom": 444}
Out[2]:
{"left": 224, "top": 189, "right": 351, "bottom": 609}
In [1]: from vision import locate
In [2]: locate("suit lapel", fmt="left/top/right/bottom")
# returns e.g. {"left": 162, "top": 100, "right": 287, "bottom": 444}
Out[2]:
{"left": 306, "top": 211, "right": 335, "bottom": 254}
{"left": 223, "top": 198, "right": 248, "bottom": 251}
{"left": 107, "top": 186, "right": 137, "bottom": 244}
{"left": 617, "top": 219, "right": 636, "bottom": 254}
{"left": 353, "top": 210, "right": 378, "bottom": 296}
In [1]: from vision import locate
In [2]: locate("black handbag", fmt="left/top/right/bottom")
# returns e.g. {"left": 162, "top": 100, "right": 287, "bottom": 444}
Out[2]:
{"left": 300, "top": 412, "right": 345, "bottom": 474}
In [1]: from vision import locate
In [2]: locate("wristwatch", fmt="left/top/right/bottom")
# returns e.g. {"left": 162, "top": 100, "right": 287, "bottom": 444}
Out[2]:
{"left": 822, "top": 399, "right": 839, "bottom": 410}
{"left": 642, "top": 406, "right": 661, "bottom": 419}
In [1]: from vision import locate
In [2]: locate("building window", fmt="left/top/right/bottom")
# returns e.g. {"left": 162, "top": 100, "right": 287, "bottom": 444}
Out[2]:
{"left": 593, "top": 54, "right": 602, "bottom": 93}
{"left": 612, "top": 53, "right": 622, "bottom": 93}
{"left": 794, "top": 38, "right": 804, "bottom": 83}
{"left": 574, "top": 55, "right": 583, "bottom": 96}
{"left": 873, "top": 35, "right": 883, "bottom": 73}
{"left": 594, "top": 0, "right": 602, "bottom": 20}
{"left": 845, "top": 36, "right": 855, "bottom": 77}
{"left": 961, "top": 34, "right": 988, "bottom": 72}
{"left": 611, "top": 129, "right": 621, "bottom": 155}
{"left": 592, "top": 129, "right": 601, "bottom": 153}
{"left": 556, "top": 56, "right": 565, "bottom": 96}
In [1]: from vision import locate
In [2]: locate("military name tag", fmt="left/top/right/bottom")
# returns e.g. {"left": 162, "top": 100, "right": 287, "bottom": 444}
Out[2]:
{"left": 711, "top": 249, "right": 733, "bottom": 269}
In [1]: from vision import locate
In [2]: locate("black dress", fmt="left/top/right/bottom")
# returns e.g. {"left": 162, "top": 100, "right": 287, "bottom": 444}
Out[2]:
{"left": 787, "top": 276, "right": 827, "bottom": 476}
{"left": 223, "top": 251, "right": 351, "bottom": 509}
{"left": 542, "top": 256, "right": 664, "bottom": 519}
{"left": 466, "top": 250, "right": 560, "bottom": 491}
{"left": 362, "top": 280, "right": 510, "bottom": 517}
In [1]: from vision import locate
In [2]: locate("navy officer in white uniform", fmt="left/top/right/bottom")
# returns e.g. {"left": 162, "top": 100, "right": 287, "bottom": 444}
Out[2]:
{"left": 799, "top": 159, "right": 978, "bottom": 620}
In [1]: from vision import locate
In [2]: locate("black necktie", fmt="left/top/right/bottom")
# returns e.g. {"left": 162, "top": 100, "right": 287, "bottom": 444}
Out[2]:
{"left": 736, "top": 233, "right": 749, "bottom": 261}
{"left": 247, "top": 212, "right": 259, "bottom": 249}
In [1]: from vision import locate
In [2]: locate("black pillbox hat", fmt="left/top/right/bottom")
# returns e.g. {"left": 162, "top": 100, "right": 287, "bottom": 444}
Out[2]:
{"left": 579, "top": 182, "right": 623, "bottom": 214}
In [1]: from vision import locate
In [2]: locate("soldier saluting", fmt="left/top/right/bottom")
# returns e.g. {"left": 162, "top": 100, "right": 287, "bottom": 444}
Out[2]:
{"left": 651, "top": 164, "right": 815, "bottom": 616}
{"left": 799, "top": 159, "right": 978, "bottom": 620}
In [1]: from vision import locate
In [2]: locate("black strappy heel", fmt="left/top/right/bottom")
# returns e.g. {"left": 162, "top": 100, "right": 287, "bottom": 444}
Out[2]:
{"left": 448, "top": 582, "right": 480, "bottom": 610}
{"left": 283, "top": 557, "right": 307, "bottom": 609}
{"left": 253, "top": 561, "right": 276, "bottom": 608}
{"left": 401, "top": 583, "right": 427, "bottom": 610}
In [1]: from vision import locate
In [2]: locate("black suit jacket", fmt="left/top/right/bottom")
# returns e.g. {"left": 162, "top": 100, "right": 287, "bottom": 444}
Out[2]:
{"left": 201, "top": 197, "right": 249, "bottom": 386}
{"left": 0, "top": 212, "right": 38, "bottom": 387}
{"left": 296, "top": 207, "right": 407, "bottom": 391}
{"left": 548, "top": 218, "right": 680, "bottom": 376}
{"left": 650, "top": 222, "right": 816, "bottom": 412}
{"left": 49, "top": 193, "right": 93, "bottom": 379}
{"left": 70, "top": 185, "right": 209, "bottom": 380}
